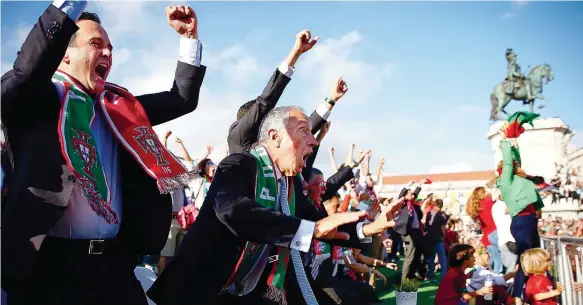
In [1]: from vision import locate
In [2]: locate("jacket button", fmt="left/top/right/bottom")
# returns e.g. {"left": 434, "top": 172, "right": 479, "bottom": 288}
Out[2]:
{"left": 68, "top": 175, "right": 76, "bottom": 182}
{"left": 45, "top": 20, "right": 61, "bottom": 39}
{"left": 295, "top": 241, "right": 301, "bottom": 247}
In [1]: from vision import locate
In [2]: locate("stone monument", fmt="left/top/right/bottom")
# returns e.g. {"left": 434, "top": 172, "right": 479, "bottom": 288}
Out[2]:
{"left": 488, "top": 49, "right": 582, "bottom": 219}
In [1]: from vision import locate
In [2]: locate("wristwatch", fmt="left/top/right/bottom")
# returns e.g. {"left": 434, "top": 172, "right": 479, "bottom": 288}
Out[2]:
{"left": 325, "top": 97, "right": 336, "bottom": 107}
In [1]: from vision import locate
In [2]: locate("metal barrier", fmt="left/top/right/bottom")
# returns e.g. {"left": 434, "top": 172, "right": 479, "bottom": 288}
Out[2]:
{"left": 540, "top": 235, "right": 583, "bottom": 305}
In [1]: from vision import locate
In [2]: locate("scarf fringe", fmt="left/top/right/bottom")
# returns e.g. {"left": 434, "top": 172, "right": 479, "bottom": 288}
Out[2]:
{"left": 157, "top": 170, "right": 199, "bottom": 194}
{"left": 264, "top": 285, "right": 287, "bottom": 305}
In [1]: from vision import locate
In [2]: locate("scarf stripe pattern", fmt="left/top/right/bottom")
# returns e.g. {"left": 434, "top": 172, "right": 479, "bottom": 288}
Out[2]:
{"left": 222, "top": 145, "right": 297, "bottom": 304}
{"left": 53, "top": 71, "right": 195, "bottom": 223}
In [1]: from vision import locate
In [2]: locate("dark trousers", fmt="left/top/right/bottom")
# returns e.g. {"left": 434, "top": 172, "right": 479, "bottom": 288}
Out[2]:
{"left": 401, "top": 230, "right": 423, "bottom": 282}
{"left": 6, "top": 237, "right": 147, "bottom": 305}
{"left": 510, "top": 213, "right": 540, "bottom": 299}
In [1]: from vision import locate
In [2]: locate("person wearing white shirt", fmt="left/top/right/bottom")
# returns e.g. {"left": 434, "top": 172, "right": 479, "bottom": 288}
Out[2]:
{"left": 490, "top": 187, "right": 518, "bottom": 274}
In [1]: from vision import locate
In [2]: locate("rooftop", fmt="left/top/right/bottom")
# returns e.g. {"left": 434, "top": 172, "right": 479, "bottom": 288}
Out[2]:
{"left": 382, "top": 170, "right": 495, "bottom": 185}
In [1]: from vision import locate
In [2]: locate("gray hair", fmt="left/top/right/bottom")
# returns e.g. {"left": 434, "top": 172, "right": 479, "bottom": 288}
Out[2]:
{"left": 257, "top": 105, "right": 305, "bottom": 144}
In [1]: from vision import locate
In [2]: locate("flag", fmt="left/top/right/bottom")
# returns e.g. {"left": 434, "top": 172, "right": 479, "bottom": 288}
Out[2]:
{"left": 502, "top": 111, "right": 540, "bottom": 138}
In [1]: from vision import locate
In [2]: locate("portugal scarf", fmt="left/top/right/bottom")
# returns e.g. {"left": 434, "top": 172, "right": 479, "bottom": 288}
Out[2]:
{"left": 222, "top": 145, "right": 297, "bottom": 305}
{"left": 53, "top": 71, "right": 195, "bottom": 224}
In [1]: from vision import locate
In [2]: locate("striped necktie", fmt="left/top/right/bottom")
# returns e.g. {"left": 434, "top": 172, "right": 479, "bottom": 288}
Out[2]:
{"left": 279, "top": 177, "right": 318, "bottom": 305}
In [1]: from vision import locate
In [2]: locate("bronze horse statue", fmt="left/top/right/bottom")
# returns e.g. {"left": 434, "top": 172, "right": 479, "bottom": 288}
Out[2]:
{"left": 490, "top": 63, "right": 554, "bottom": 121}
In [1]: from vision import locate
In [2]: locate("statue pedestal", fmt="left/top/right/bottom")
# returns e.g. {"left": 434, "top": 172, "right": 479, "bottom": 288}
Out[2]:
{"left": 487, "top": 117, "right": 583, "bottom": 219}
{"left": 487, "top": 117, "right": 572, "bottom": 181}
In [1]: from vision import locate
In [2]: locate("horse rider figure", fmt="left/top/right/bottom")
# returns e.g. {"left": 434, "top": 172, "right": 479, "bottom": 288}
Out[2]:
{"left": 505, "top": 48, "right": 534, "bottom": 101}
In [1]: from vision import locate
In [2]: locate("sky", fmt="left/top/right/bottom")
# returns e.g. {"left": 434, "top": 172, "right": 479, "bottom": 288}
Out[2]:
{"left": 2, "top": 0, "right": 582, "bottom": 178}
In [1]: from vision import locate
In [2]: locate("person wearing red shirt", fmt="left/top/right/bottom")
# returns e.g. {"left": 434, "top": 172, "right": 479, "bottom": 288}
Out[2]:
{"left": 521, "top": 248, "right": 562, "bottom": 305}
{"left": 466, "top": 187, "right": 504, "bottom": 274}
{"left": 434, "top": 244, "right": 492, "bottom": 305}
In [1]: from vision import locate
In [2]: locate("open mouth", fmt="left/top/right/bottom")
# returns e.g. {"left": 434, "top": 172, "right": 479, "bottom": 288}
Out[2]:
{"left": 302, "top": 152, "right": 311, "bottom": 164}
{"left": 94, "top": 63, "right": 109, "bottom": 80}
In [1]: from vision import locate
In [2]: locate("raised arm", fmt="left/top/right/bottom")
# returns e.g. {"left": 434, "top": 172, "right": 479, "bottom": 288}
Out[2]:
{"left": 362, "top": 151, "right": 372, "bottom": 177}
{"left": 375, "top": 158, "right": 385, "bottom": 190}
{"left": 499, "top": 140, "right": 515, "bottom": 185}
{"left": 137, "top": 6, "right": 206, "bottom": 126}
{"left": 1, "top": 2, "right": 85, "bottom": 124}
{"left": 309, "top": 76, "right": 348, "bottom": 134}
{"left": 344, "top": 144, "right": 355, "bottom": 166}
{"left": 328, "top": 147, "right": 339, "bottom": 173}
{"left": 228, "top": 30, "right": 317, "bottom": 153}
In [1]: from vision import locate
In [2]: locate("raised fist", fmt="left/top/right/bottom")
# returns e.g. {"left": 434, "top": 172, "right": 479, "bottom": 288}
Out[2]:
{"left": 167, "top": 5, "right": 197, "bottom": 39}
{"left": 292, "top": 29, "right": 318, "bottom": 55}
{"left": 329, "top": 76, "right": 348, "bottom": 101}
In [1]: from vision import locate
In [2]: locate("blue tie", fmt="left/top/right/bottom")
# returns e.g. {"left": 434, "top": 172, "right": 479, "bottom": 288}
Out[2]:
{"left": 279, "top": 177, "right": 318, "bottom": 305}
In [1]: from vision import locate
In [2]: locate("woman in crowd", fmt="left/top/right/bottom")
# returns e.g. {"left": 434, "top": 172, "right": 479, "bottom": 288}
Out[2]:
{"left": 466, "top": 187, "right": 504, "bottom": 274}
{"left": 189, "top": 158, "right": 217, "bottom": 209}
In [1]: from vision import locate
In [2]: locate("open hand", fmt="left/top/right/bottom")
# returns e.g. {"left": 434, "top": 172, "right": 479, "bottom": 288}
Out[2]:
{"left": 206, "top": 144, "right": 214, "bottom": 155}
{"left": 314, "top": 210, "right": 366, "bottom": 240}
{"left": 356, "top": 149, "right": 372, "bottom": 164}
{"left": 174, "top": 136, "right": 182, "bottom": 144}
{"left": 167, "top": 5, "right": 197, "bottom": 39}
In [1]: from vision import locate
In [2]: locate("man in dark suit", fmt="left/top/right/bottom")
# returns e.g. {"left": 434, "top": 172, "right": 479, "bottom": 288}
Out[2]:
{"left": 148, "top": 106, "right": 398, "bottom": 305}
{"left": 392, "top": 179, "right": 428, "bottom": 282}
{"left": 227, "top": 30, "right": 348, "bottom": 155}
{"left": 1, "top": 2, "right": 205, "bottom": 304}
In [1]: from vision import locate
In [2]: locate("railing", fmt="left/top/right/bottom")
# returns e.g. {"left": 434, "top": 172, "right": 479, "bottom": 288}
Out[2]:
{"left": 540, "top": 235, "right": 583, "bottom": 305}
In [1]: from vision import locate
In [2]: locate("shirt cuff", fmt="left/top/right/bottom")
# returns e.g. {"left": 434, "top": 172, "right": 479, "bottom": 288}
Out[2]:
{"left": 278, "top": 60, "right": 295, "bottom": 78}
{"left": 178, "top": 36, "right": 203, "bottom": 67}
{"left": 52, "top": 0, "right": 87, "bottom": 21}
{"left": 356, "top": 221, "right": 367, "bottom": 239}
{"left": 290, "top": 220, "right": 315, "bottom": 253}
{"left": 316, "top": 104, "right": 331, "bottom": 121}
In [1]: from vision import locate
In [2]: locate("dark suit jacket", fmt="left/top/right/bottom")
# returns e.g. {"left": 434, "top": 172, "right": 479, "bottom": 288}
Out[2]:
{"left": 227, "top": 67, "right": 327, "bottom": 154}
{"left": 0, "top": 4, "right": 205, "bottom": 289}
{"left": 147, "top": 152, "right": 362, "bottom": 305}
{"left": 393, "top": 186, "right": 422, "bottom": 236}
{"left": 301, "top": 145, "right": 355, "bottom": 202}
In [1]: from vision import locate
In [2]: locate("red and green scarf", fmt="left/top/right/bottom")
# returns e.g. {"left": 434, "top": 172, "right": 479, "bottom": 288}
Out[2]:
{"left": 222, "top": 145, "right": 296, "bottom": 304}
{"left": 53, "top": 71, "right": 195, "bottom": 223}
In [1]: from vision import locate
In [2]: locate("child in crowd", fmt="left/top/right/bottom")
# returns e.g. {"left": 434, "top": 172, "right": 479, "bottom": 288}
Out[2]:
{"left": 465, "top": 245, "right": 515, "bottom": 305}
{"left": 521, "top": 248, "right": 562, "bottom": 305}
{"left": 434, "top": 244, "right": 493, "bottom": 305}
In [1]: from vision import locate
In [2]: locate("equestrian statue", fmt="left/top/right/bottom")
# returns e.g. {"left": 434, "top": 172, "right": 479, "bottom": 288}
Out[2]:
{"left": 490, "top": 48, "right": 554, "bottom": 121}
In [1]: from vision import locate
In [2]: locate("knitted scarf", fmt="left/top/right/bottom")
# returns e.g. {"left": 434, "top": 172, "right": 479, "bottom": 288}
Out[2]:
{"left": 222, "top": 145, "right": 296, "bottom": 305}
{"left": 53, "top": 71, "right": 194, "bottom": 224}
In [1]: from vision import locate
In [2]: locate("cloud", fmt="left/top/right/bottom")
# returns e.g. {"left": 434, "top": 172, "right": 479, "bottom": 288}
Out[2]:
{"left": 512, "top": 0, "right": 530, "bottom": 7}
{"left": 501, "top": 12, "right": 516, "bottom": 19}
{"left": 299, "top": 31, "right": 396, "bottom": 108}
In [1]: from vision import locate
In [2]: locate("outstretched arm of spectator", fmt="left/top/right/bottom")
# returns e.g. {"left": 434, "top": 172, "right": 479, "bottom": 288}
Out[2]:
{"left": 363, "top": 151, "right": 372, "bottom": 177}
{"left": 344, "top": 144, "right": 355, "bottom": 166}
{"left": 329, "top": 147, "right": 339, "bottom": 173}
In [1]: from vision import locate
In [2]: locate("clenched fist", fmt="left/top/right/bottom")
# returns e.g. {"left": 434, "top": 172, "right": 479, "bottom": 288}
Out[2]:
{"left": 167, "top": 5, "right": 198, "bottom": 39}
{"left": 293, "top": 29, "right": 318, "bottom": 56}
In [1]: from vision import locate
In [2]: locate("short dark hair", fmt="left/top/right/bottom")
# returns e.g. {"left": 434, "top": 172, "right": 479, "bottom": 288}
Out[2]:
{"left": 447, "top": 244, "right": 474, "bottom": 268}
{"left": 69, "top": 12, "right": 102, "bottom": 47}
{"left": 434, "top": 199, "right": 443, "bottom": 209}
{"left": 236, "top": 100, "right": 255, "bottom": 120}
{"left": 309, "top": 168, "right": 324, "bottom": 182}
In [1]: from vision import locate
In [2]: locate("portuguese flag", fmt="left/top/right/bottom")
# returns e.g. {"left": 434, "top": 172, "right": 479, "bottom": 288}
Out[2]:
{"left": 502, "top": 111, "right": 540, "bottom": 138}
